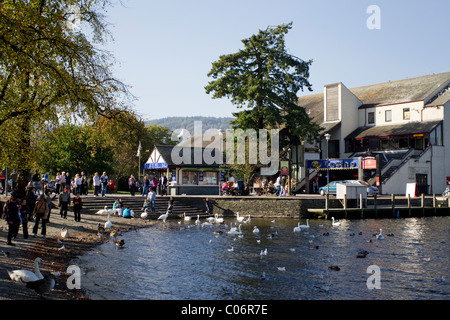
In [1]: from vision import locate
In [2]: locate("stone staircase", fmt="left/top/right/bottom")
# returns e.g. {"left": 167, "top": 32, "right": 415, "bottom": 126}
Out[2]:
{"left": 80, "top": 194, "right": 208, "bottom": 220}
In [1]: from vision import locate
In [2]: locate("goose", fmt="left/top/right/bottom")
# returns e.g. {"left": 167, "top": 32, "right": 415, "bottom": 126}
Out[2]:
{"left": 60, "top": 226, "right": 70, "bottom": 238}
{"left": 194, "top": 215, "right": 201, "bottom": 225}
{"left": 299, "top": 219, "right": 310, "bottom": 230}
{"left": 236, "top": 212, "right": 245, "bottom": 223}
{"left": 331, "top": 217, "right": 341, "bottom": 227}
{"left": 95, "top": 206, "right": 109, "bottom": 215}
{"left": 375, "top": 229, "right": 384, "bottom": 240}
{"left": 104, "top": 212, "right": 112, "bottom": 230}
{"left": 293, "top": 223, "right": 302, "bottom": 233}
{"left": 253, "top": 226, "right": 260, "bottom": 234}
{"left": 141, "top": 209, "right": 148, "bottom": 219}
{"left": 158, "top": 213, "right": 169, "bottom": 223}
{"left": 183, "top": 212, "right": 191, "bottom": 221}
{"left": 26, "top": 273, "right": 56, "bottom": 298}
{"left": 7, "top": 258, "right": 44, "bottom": 283}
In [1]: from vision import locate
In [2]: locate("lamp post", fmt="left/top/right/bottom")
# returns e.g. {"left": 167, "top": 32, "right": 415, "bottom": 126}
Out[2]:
{"left": 324, "top": 133, "right": 331, "bottom": 210}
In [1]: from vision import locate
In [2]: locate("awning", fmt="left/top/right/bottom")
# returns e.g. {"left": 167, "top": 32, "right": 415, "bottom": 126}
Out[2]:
{"left": 345, "top": 120, "right": 442, "bottom": 140}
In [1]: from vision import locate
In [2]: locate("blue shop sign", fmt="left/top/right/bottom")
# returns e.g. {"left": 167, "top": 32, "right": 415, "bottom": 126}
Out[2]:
{"left": 143, "top": 162, "right": 168, "bottom": 170}
{"left": 307, "top": 159, "right": 359, "bottom": 170}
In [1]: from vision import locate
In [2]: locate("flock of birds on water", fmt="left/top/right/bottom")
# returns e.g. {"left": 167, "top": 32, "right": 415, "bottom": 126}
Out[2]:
{"left": 6, "top": 203, "right": 441, "bottom": 299}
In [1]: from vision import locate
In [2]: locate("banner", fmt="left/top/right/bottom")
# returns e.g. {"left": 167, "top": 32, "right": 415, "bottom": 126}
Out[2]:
{"left": 307, "top": 158, "right": 359, "bottom": 170}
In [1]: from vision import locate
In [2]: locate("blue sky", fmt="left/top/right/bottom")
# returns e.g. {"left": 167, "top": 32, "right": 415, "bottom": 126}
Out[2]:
{"left": 102, "top": 0, "right": 450, "bottom": 121}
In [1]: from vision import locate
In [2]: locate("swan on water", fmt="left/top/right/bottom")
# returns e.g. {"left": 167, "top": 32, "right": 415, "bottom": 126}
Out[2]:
{"left": 331, "top": 217, "right": 341, "bottom": 226}
{"left": 206, "top": 215, "right": 216, "bottom": 223}
{"left": 227, "top": 224, "right": 243, "bottom": 235}
{"left": 214, "top": 214, "right": 224, "bottom": 224}
{"left": 299, "top": 219, "right": 310, "bottom": 230}
{"left": 244, "top": 215, "right": 251, "bottom": 224}
{"left": 253, "top": 226, "right": 260, "bottom": 234}
{"left": 195, "top": 215, "right": 201, "bottom": 225}
{"left": 293, "top": 223, "right": 301, "bottom": 233}
{"left": 376, "top": 228, "right": 384, "bottom": 240}
{"left": 8, "top": 258, "right": 44, "bottom": 283}
{"left": 260, "top": 248, "right": 267, "bottom": 256}
{"left": 236, "top": 212, "right": 245, "bottom": 223}
{"left": 183, "top": 212, "right": 191, "bottom": 221}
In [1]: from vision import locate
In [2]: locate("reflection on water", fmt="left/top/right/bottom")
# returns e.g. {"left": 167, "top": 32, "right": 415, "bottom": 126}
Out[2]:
{"left": 75, "top": 217, "right": 450, "bottom": 300}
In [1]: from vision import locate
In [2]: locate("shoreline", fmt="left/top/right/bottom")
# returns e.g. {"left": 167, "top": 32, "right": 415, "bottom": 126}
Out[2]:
{"left": 0, "top": 196, "right": 157, "bottom": 300}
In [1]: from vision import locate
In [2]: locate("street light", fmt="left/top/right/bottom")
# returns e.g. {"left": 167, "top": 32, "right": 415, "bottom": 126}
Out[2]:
{"left": 324, "top": 133, "right": 331, "bottom": 208}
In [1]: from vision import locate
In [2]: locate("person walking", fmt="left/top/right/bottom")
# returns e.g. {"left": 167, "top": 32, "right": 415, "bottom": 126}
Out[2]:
{"left": 128, "top": 174, "right": 136, "bottom": 196}
{"left": 59, "top": 187, "right": 71, "bottom": 219}
{"left": 4, "top": 193, "right": 20, "bottom": 246}
{"left": 100, "top": 171, "right": 108, "bottom": 197}
{"left": 72, "top": 192, "right": 83, "bottom": 222}
{"left": 32, "top": 195, "right": 49, "bottom": 238}
{"left": 18, "top": 198, "right": 29, "bottom": 239}
{"left": 93, "top": 172, "right": 101, "bottom": 197}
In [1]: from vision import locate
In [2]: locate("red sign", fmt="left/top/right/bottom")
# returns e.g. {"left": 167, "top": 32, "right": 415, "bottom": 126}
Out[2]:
{"left": 362, "top": 157, "right": 377, "bottom": 169}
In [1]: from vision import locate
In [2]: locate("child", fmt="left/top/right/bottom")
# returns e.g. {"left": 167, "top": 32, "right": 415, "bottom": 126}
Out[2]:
{"left": 73, "top": 192, "right": 83, "bottom": 222}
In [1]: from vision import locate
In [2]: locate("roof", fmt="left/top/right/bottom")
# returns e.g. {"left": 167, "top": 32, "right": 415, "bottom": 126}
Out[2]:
{"left": 297, "top": 71, "right": 450, "bottom": 127}
{"left": 149, "top": 145, "right": 223, "bottom": 169}
{"left": 345, "top": 120, "right": 442, "bottom": 140}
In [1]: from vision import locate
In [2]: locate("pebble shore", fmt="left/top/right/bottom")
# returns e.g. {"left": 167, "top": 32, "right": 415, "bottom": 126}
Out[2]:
{"left": 0, "top": 195, "right": 157, "bottom": 300}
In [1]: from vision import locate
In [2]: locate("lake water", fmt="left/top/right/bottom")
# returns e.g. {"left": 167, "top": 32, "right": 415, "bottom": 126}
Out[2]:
{"left": 75, "top": 216, "right": 450, "bottom": 300}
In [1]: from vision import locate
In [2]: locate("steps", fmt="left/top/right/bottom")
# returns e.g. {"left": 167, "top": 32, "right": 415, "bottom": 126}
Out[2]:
{"left": 80, "top": 194, "right": 208, "bottom": 220}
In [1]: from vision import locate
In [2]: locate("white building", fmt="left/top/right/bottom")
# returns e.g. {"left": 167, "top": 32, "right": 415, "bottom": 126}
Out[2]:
{"left": 297, "top": 71, "right": 450, "bottom": 195}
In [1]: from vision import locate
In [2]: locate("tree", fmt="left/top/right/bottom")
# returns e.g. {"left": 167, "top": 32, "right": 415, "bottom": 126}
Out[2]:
{"left": 206, "top": 22, "right": 321, "bottom": 187}
{"left": 0, "top": 0, "right": 133, "bottom": 193}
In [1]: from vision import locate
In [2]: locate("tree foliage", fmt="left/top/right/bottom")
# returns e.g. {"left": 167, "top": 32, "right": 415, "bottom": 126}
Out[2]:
{"left": 0, "top": 0, "right": 133, "bottom": 188}
{"left": 206, "top": 23, "right": 321, "bottom": 185}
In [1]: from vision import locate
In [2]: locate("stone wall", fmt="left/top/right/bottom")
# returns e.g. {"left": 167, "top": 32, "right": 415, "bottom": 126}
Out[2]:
{"left": 174, "top": 196, "right": 342, "bottom": 219}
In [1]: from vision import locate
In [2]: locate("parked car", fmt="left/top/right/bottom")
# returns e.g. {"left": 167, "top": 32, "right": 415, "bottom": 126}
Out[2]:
{"left": 349, "top": 180, "right": 379, "bottom": 196}
{"left": 318, "top": 180, "right": 352, "bottom": 196}
{"left": 318, "top": 180, "right": 379, "bottom": 196}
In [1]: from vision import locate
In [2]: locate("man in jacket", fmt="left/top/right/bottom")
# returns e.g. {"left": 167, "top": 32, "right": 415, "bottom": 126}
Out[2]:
{"left": 4, "top": 193, "right": 20, "bottom": 245}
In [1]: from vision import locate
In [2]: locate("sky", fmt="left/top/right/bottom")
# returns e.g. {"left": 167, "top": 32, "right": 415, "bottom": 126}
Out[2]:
{"left": 100, "top": 0, "right": 450, "bottom": 121}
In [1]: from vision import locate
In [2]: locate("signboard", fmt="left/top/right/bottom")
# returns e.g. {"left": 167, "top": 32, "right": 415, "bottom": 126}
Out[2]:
{"left": 280, "top": 161, "right": 289, "bottom": 176}
{"left": 143, "top": 162, "right": 168, "bottom": 170}
{"left": 406, "top": 183, "right": 419, "bottom": 197}
{"left": 307, "top": 158, "right": 359, "bottom": 170}
{"left": 362, "top": 157, "right": 377, "bottom": 169}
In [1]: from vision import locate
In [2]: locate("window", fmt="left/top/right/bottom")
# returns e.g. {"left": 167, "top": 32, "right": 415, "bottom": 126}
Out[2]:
{"left": 182, "top": 171, "right": 198, "bottom": 185}
{"left": 385, "top": 110, "right": 392, "bottom": 122}
{"left": 368, "top": 112, "right": 375, "bottom": 124}
{"left": 403, "top": 108, "right": 410, "bottom": 120}
{"left": 204, "top": 172, "right": 218, "bottom": 185}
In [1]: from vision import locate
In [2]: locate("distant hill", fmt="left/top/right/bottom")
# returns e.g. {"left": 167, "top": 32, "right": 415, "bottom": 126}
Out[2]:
{"left": 145, "top": 116, "right": 234, "bottom": 132}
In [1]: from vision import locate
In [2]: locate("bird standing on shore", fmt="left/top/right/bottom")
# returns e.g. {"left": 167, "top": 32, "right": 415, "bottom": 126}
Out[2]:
{"left": 60, "top": 226, "right": 70, "bottom": 238}
{"left": 7, "top": 258, "right": 44, "bottom": 283}
{"left": 26, "top": 274, "right": 56, "bottom": 298}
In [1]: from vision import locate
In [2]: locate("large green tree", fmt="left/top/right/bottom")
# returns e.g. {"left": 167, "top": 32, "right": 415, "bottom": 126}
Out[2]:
{"left": 205, "top": 22, "right": 321, "bottom": 186}
{"left": 0, "top": 0, "right": 133, "bottom": 193}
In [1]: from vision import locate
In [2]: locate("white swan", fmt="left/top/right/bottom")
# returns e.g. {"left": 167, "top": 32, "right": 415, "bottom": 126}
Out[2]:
{"left": 95, "top": 206, "right": 109, "bottom": 215}
{"left": 206, "top": 215, "right": 216, "bottom": 223}
{"left": 376, "top": 228, "right": 384, "bottom": 240}
{"left": 331, "top": 217, "right": 341, "bottom": 226}
{"left": 253, "top": 226, "right": 260, "bottom": 234}
{"left": 158, "top": 213, "right": 169, "bottom": 222}
{"left": 104, "top": 212, "right": 112, "bottom": 230}
{"left": 141, "top": 209, "right": 148, "bottom": 219}
{"left": 227, "top": 224, "right": 243, "bottom": 235}
{"left": 183, "top": 212, "right": 191, "bottom": 221}
{"left": 214, "top": 214, "right": 224, "bottom": 224}
{"left": 195, "top": 215, "right": 201, "bottom": 225}
{"left": 236, "top": 212, "right": 245, "bottom": 223}
{"left": 299, "top": 219, "right": 310, "bottom": 230}
{"left": 8, "top": 258, "right": 44, "bottom": 283}
{"left": 293, "top": 223, "right": 301, "bottom": 233}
